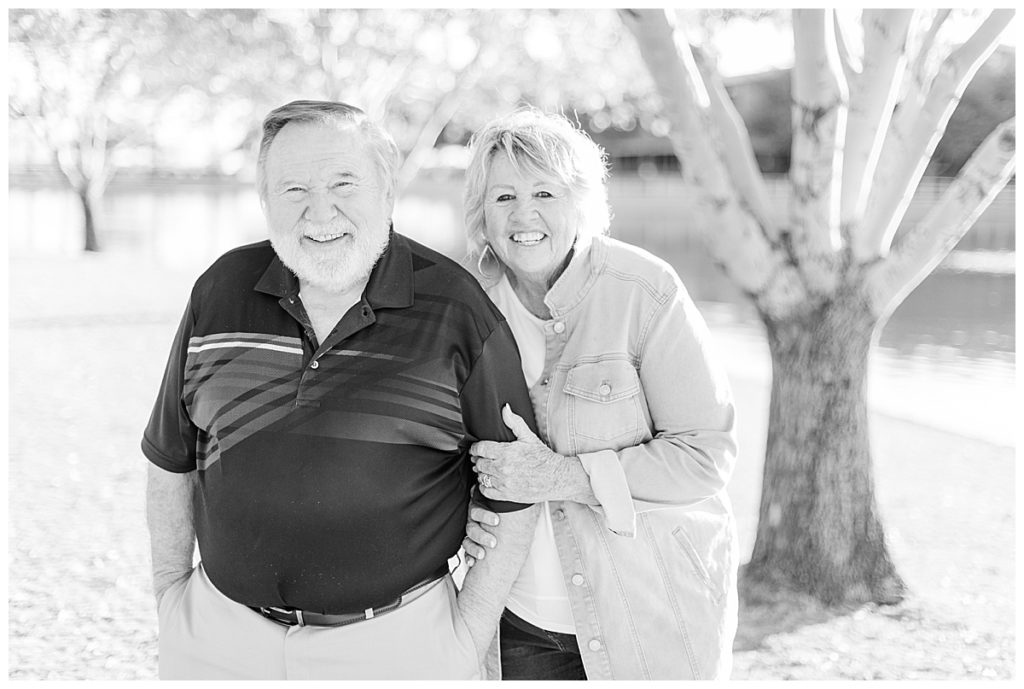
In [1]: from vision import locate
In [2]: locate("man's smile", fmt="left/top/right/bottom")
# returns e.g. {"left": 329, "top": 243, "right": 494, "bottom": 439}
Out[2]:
{"left": 303, "top": 231, "right": 349, "bottom": 244}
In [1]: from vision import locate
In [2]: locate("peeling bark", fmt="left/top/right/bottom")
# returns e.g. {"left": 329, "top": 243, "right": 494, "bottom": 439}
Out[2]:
{"left": 902, "top": 8, "right": 952, "bottom": 119}
{"left": 788, "top": 9, "right": 846, "bottom": 293}
{"left": 842, "top": 9, "right": 912, "bottom": 248}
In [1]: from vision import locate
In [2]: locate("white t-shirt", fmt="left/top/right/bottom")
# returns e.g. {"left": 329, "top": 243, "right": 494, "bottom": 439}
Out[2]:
{"left": 489, "top": 276, "right": 576, "bottom": 634}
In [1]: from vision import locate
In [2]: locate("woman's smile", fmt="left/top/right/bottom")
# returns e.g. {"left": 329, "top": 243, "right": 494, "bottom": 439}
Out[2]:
{"left": 483, "top": 154, "right": 577, "bottom": 287}
{"left": 510, "top": 231, "right": 547, "bottom": 246}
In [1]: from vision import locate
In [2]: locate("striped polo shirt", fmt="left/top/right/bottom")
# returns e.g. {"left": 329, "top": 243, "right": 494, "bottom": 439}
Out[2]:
{"left": 142, "top": 232, "right": 534, "bottom": 614}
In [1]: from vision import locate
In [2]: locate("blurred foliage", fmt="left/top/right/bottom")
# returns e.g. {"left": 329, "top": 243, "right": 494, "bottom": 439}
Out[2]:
{"left": 9, "top": 9, "right": 662, "bottom": 175}
{"left": 8, "top": 8, "right": 1014, "bottom": 186}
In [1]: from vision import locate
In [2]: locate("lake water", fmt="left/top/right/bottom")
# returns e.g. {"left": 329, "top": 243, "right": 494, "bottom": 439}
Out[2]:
{"left": 8, "top": 180, "right": 1015, "bottom": 446}
{"left": 8, "top": 181, "right": 1015, "bottom": 367}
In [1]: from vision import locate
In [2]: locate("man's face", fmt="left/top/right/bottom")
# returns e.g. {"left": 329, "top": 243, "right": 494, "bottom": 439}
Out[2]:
{"left": 262, "top": 121, "right": 392, "bottom": 293}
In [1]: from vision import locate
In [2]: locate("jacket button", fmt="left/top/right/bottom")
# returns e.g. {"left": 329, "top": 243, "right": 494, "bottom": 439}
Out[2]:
{"left": 310, "top": 360, "right": 320, "bottom": 370}
{"left": 553, "top": 321, "right": 565, "bottom": 334}
{"left": 588, "top": 638, "right": 602, "bottom": 651}
{"left": 598, "top": 383, "right": 611, "bottom": 396}
{"left": 553, "top": 509, "right": 566, "bottom": 521}
{"left": 571, "top": 574, "right": 585, "bottom": 586}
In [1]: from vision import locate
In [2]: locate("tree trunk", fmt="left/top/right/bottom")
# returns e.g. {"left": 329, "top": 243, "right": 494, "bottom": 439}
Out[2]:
{"left": 76, "top": 187, "right": 101, "bottom": 252}
{"left": 744, "top": 285, "right": 906, "bottom": 606}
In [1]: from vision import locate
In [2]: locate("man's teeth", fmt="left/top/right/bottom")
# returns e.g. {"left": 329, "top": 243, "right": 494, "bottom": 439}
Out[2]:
{"left": 306, "top": 232, "right": 345, "bottom": 243}
{"left": 511, "top": 232, "right": 545, "bottom": 245}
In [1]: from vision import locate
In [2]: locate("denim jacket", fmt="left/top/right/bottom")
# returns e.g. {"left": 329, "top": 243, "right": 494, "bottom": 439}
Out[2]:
{"left": 475, "top": 234, "right": 739, "bottom": 680}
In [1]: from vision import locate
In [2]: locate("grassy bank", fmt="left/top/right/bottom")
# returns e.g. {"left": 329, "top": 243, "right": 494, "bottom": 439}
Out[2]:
{"left": 6, "top": 254, "right": 1014, "bottom": 679}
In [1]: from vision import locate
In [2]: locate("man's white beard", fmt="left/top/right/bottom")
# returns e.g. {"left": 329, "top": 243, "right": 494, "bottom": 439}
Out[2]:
{"left": 271, "top": 218, "right": 390, "bottom": 294}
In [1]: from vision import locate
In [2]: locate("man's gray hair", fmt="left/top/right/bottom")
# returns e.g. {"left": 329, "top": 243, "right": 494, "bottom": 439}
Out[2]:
{"left": 256, "top": 100, "right": 400, "bottom": 201}
{"left": 463, "top": 108, "right": 611, "bottom": 261}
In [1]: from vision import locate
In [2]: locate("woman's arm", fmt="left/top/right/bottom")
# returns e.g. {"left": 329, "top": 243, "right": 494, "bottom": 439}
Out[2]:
{"left": 592, "top": 280, "right": 737, "bottom": 510}
{"left": 472, "top": 282, "right": 737, "bottom": 538}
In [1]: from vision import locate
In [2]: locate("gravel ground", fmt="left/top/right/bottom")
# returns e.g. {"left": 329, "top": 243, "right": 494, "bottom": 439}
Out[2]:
{"left": 6, "top": 254, "right": 1015, "bottom": 680}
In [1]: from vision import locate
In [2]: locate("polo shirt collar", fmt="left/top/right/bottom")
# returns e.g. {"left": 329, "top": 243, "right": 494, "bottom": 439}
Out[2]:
{"left": 254, "top": 228, "right": 414, "bottom": 309}
{"left": 254, "top": 251, "right": 299, "bottom": 298}
{"left": 364, "top": 230, "right": 415, "bottom": 309}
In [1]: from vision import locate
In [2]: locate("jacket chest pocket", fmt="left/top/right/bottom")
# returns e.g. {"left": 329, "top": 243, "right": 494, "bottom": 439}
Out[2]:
{"left": 563, "top": 360, "right": 644, "bottom": 451}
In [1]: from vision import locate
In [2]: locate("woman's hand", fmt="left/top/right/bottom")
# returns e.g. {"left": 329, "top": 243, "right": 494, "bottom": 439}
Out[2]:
{"left": 461, "top": 504, "right": 500, "bottom": 567}
{"left": 471, "top": 404, "right": 575, "bottom": 503}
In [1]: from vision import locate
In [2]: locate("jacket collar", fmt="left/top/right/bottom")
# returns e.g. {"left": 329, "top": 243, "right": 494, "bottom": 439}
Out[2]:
{"left": 254, "top": 228, "right": 414, "bottom": 309}
{"left": 542, "top": 233, "right": 604, "bottom": 316}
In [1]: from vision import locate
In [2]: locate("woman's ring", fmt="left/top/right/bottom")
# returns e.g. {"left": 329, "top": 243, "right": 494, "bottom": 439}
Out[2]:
{"left": 481, "top": 474, "right": 493, "bottom": 489}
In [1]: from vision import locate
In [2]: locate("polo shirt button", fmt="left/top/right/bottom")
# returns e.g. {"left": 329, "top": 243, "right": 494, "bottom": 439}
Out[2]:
{"left": 588, "top": 638, "right": 602, "bottom": 652}
{"left": 310, "top": 360, "right": 319, "bottom": 369}
{"left": 541, "top": 378, "right": 549, "bottom": 386}
{"left": 571, "top": 574, "right": 585, "bottom": 586}
{"left": 554, "top": 509, "right": 565, "bottom": 521}
{"left": 553, "top": 321, "right": 565, "bottom": 334}
{"left": 599, "top": 383, "right": 611, "bottom": 396}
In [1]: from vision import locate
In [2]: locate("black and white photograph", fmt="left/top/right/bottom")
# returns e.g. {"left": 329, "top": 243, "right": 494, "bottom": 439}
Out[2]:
{"left": 6, "top": 6, "right": 1016, "bottom": 681}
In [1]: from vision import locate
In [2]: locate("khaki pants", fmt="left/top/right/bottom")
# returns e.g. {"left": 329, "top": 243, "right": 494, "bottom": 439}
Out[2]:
{"left": 157, "top": 563, "right": 480, "bottom": 680}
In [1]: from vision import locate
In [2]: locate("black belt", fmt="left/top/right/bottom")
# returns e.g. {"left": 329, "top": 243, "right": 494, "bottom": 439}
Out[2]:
{"left": 249, "top": 565, "right": 449, "bottom": 628}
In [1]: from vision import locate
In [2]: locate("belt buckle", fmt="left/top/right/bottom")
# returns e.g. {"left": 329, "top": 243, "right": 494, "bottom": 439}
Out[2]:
{"left": 261, "top": 606, "right": 298, "bottom": 627}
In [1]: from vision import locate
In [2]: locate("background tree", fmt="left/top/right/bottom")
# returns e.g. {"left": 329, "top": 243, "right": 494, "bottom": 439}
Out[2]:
{"left": 8, "top": 8, "right": 277, "bottom": 250}
{"left": 9, "top": 9, "right": 159, "bottom": 251}
{"left": 9, "top": 8, "right": 652, "bottom": 251}
{"left": 618, "top": 8, "right": 1015, "bottom": 606}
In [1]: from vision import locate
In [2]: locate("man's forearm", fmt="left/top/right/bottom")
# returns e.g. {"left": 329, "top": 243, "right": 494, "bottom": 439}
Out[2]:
{"left": 457, "top": 502, "right": 540, "bottom": 660}
{"left": 146, "top": 462, "right": 197, "bottom": 604}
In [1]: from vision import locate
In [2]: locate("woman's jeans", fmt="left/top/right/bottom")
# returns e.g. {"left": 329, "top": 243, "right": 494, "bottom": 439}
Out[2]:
{"left": 499, "top": 609, "right": 587, "bottom": 680}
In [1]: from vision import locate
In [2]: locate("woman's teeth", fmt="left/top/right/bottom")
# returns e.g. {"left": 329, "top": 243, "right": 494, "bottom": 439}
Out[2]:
{"left": 511, "top": 232, "right": 545, "bottom": 246}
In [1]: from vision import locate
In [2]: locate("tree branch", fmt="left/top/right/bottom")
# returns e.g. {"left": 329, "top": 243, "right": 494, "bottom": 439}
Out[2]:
{"left": 691, "top": 46, "right": 780, "bottom": 242}
{"left": 788, "top": 9, "right": 847, "bottom": 293}
{"left": 843, "top": 9, "right": 913, "bottom": 254}
{"left": 618, "top": 8, "right": 806, "bottom": 317}
{"left": 832, "top": 10, "right": 860, "bottom": 85}
{"left": 395, "top": 13, "right": 500, "bottom": 190}
{"left": 902, "top": 8, "right": 952, "bottom": 119}
{"left": 861, "top": 8, "right": 1014, "bottom": 260}
{"left": 865, "top": 118, "right": 1015, "bottom": 319}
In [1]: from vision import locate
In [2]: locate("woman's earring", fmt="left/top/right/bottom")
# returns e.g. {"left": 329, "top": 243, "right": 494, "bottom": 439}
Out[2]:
{"left": 477, "top": 244, "right": 500, "bottom": 279}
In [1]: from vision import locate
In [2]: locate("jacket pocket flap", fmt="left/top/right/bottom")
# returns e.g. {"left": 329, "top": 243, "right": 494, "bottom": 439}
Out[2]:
{"left": 564, "top": 360, "right": 640, "bottom": 403}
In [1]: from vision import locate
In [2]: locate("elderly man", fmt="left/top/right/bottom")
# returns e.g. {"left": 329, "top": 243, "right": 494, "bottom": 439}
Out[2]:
{"left": 143, "top": 100, "right": 539, "bottom": 680}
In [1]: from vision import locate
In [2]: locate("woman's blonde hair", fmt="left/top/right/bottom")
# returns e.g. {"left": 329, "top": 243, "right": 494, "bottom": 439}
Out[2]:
{"left": 463, "top": 108, "right": 610, "bottom": 264}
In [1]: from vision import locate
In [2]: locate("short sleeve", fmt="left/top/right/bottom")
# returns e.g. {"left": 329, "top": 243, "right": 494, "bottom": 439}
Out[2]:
{"left": 460, "top": 320, "right": 538, "bottom": 513}
{"left": 141, "top": 301, "right": 198, "bottom": 473}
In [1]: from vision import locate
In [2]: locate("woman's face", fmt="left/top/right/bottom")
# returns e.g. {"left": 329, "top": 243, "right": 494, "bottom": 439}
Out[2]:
{"left": 482, "top": 153, "right": 578, "bottom": 288}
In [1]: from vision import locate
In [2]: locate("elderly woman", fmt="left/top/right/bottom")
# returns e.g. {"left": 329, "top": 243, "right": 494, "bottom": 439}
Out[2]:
{"left": 459, "top": 109, "right": 739, "bottom": 680}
